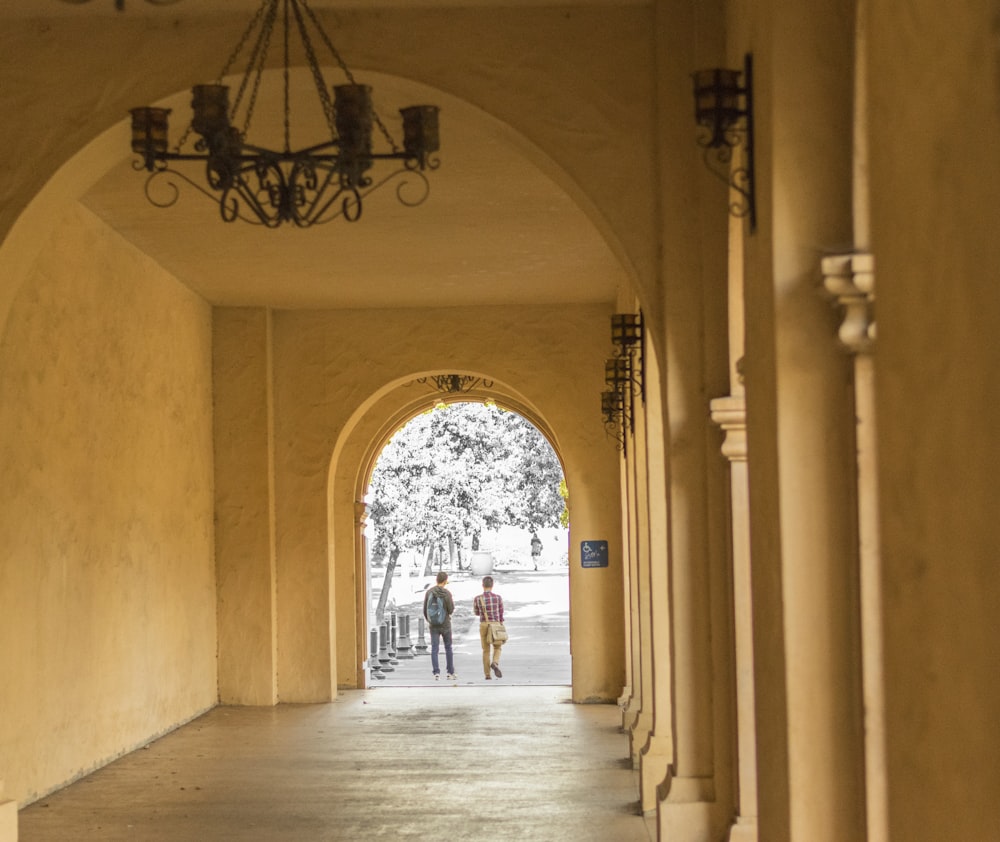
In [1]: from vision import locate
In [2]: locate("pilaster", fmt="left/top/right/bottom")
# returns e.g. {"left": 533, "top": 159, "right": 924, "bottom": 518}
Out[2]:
{"left": 709, "top": 394, "right": 758, "bottom": 842}
{"left": 823, "top": 251, "right": 886, "bottom": 842}
{"left": 626, "top": 406, "right": 655, "bottom": 772}
{"left": 0, "top": 780, "right": 17, "bottom": 842}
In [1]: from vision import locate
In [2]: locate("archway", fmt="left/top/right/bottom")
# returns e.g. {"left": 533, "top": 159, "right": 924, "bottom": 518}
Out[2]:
{"left": 327, "top": 367, "right": 623, "bottom": 702}
{"left": 361, "top": 399, "right": 571, "bottom": 687}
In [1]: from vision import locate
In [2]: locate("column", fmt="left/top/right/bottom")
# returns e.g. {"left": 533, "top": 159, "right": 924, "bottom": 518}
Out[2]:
{"left": 743, "top": 0, "right": 867, "bottom": 837}
{"left": 214, "top": 308, "right": 278, "bottom": 706}
{"left": 710, "top": 395, "right": 758, "bottom": 842}
{"left": 0, "top": 780, "right": 16, "bottom": 842}
{"left": 618, "top": 438, "right": 641, "bottom": 732}
{"left": 638, "top": 338, "right": 676, "bottom": 813}
{"left": 628, "top": 397, "right": 659, "bottom": 768}
{"left": 822, "top": 252, "right": 884, "bottom": 842}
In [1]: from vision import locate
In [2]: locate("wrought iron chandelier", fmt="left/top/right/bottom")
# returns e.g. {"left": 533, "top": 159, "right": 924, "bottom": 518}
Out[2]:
{"left": 128, "top": 0, "right": 440, "bottom": 228}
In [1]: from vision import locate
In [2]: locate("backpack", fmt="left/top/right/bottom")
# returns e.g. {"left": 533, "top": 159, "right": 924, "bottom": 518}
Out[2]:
{"left": 427, "top": 590, "right": 447, "bottom": 626}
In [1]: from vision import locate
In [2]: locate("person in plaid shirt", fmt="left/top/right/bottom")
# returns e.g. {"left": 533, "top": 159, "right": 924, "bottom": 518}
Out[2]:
{"left": 474, "top": 575, "right": 505, "bottom": 680}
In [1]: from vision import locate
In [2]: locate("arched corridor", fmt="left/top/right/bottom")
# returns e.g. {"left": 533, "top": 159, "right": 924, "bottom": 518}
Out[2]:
{"left": 17, "top": 688, "right": 655, "bottom": 842}
{"left": 2, "top": 3, "right": 999, "bottom": 842}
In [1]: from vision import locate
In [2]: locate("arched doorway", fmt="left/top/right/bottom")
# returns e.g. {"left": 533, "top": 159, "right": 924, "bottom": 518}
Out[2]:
{"left": 327, "top": 371, "right": 624, "bottom": 702}
{"left": 362, "top": 399, "right": 571, "bottom": 687}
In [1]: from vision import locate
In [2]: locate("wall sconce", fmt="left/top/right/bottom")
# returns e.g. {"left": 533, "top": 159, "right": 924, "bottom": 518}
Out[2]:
{"left": 601, "top": 388, "right": 626, "bottom": 450}
{"left": 610, "top": 312, "right": 644, "bottom": 401}
{"left": 601, "top": 311, "right": 644, "bottom": 450}
{"left": 692, "top": 53, "right": 756, "bottom": 232}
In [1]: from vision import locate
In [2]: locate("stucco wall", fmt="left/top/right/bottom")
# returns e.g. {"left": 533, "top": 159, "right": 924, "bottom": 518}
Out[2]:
{"left": 869, "top": 2, "right": 1000, "bottom": 840}
{"left": 213, "top": 303, "right": 626, "bottom": 705}
{"left": 0, "top": 206, "right": 217, "bottom": 806}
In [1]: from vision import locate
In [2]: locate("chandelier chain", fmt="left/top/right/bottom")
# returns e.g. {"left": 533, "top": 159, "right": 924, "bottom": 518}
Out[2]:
{"left": 283, "top": 0, "right": 291, "bottom": 151}
{"left": 216, "top": 1, "right": 268, "bottom": 83}
{"left": 299, "top": 0, "right": 399, "bottom": 153}
{"left": 291, "top": 0, "right": 338, "bottom": 139}
{"left": 235, "top": 2, "right": 278, "bottom": 140}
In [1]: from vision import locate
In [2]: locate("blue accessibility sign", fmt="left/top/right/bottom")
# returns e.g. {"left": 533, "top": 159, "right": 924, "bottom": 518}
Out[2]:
{"left": 580, "top": 540, "right": 609, "bottom": 568}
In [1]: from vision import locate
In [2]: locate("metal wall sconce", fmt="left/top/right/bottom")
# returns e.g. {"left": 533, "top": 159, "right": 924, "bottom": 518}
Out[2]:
{"left": 692, "top": 53, "right": 756, "bottom": 232}
{"left": 601, "top": 387, "right": 626, "bottom": 450}
{"left": 611, "top": 312, "right": 644, "bottom": 397}
{"left": 601, "top": 312, "right": 644, "bottom": 450}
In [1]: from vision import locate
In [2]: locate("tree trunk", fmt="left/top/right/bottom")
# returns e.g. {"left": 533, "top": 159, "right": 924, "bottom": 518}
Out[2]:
{"left": 375, "top": 548, "right": 401, "bottom": 624}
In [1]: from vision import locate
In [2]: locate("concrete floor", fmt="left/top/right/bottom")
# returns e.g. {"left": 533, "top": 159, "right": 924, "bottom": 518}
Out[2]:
{"left": 373, "top": 567, "right": 572, "bottom": 688}
{"left": 18, "top": 686, "right": 654, "bottom": 841}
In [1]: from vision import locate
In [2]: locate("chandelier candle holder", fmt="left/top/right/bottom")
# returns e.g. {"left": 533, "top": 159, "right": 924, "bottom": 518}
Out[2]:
{"left": 128, "top": 0, "right": 440, "bottom": 228}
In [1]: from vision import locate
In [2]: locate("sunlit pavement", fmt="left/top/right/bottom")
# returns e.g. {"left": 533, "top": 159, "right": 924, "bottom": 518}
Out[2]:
{"left": 369, "top": 566, "right": 572, "bottom": 688}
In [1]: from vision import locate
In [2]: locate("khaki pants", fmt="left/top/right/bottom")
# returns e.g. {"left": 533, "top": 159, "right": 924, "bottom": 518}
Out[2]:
{"left": 479, "top": 622, "right": 503, "bottom": 677}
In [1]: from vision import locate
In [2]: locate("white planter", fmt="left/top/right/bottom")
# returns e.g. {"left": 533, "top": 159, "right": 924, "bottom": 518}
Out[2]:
{"left": 470, "top": 550, "right": 495, "bottom": 575}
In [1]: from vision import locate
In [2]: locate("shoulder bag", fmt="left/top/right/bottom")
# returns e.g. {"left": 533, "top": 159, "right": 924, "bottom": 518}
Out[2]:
{"left": 479, "top": 596, "right": 508, "bottom": 644}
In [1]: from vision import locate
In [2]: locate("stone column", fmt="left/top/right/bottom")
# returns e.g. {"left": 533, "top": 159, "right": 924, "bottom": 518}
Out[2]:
{"left": 618, "top": 435, "right": 641, "bottom": 732}
{"left": 213, "top": 308, "right": 278, "bottom": 706}
{"left": 742, "top": 0, "right": 867, "bottom": 838}
{"left": 0, "top": 779, "right": 16, "bottom": 842}
{"left": 355, "top": 500, "right": 371, "bottom": 687}
{"left": 822, "top": 252, "right": 883, "bottom": 842}
{"left": 638, "top": 338, "right": 676, "bottom": 814}
{"left": 710, "top": 394, "right": 758, "bottom": 842}
{"left": 626, "top": 395, "right": 658, "bottom": 776}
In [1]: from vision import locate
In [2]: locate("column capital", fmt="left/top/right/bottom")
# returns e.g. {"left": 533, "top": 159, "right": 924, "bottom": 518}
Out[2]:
{"left": 710, "top": 395, "right": 747, "bottom": 462}
{"left": 354, "top": 500, "right": 368, "bottom": 527}
{"left": 822, "top": 251, "right": 876, "bottom": 354}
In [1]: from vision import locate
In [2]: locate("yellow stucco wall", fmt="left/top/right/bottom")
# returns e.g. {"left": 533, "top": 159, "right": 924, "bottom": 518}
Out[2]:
{"left": 213, "top": 304, "right": 627, "bottom": 706}
{"left": 869, "top": 2, "right": 1000, "bottom": 839}
{"left": 0, "top": 206, "right": 217, "bottom": 806}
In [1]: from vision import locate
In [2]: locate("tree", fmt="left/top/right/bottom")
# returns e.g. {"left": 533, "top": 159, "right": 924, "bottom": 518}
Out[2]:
{"left": 366, "top": 402, "right": 566, "bottom": 612}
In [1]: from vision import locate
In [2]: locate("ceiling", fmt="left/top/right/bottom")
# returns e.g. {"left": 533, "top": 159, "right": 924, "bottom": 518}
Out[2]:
{"left": 69, "top": 33, "right": 628, "bottom": 311}
{"left": 3, "top": 0, "right": 644, "bottom": 16}
{"left": 81, "top": 75, "right": 626, "bottom": 310}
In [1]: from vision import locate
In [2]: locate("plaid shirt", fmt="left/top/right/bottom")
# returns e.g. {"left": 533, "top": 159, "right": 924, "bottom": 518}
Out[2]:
{"left": 474, "top": 590, "right": 504, "bottom": 623}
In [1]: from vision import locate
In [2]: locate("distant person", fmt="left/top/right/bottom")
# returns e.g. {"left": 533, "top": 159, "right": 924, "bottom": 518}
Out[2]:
{"left": 530, "top": 531, "right": 543, "bottom": 570}
{"left": 423, "top": 571, "right": 456, "bottom": 681}
{"left": 474, "top": 575, "right": 505, "bottom": 680}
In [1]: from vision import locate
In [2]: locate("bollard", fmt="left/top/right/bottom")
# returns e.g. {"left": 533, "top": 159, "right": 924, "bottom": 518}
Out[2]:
{"left": 369, "top": 628, "right": 385, "bottom": 680}
{"left": 413, "top": 616, "right": 429, "bottom": 654}
{"left": 377, "top": 622, "right": 394, "bottom": 672}
{"left": 389, "top": 611, "right": 399, "bottom": 662}
{"left": 396, "top": 614, "right": 414, "bottom": 658}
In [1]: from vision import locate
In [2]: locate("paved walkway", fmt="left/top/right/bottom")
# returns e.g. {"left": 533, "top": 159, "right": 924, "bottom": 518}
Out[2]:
{"left": 370, "top": 568, "right": 571, "bottom": 687}
{"left": 18, "top": 686, "right": 653, "bottom": 841}
{"left": 19, "top": 567, "right": 652, "bottom": 841}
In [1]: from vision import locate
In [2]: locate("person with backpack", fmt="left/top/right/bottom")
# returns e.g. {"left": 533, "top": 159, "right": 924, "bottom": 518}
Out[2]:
{"left": 422, "top": 571, "right": 456, "bottom": 681}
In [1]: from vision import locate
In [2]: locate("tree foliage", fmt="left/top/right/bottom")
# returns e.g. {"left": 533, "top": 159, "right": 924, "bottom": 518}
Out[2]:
{"left": 367, "top": 402, "right": 565, "bottom": 563}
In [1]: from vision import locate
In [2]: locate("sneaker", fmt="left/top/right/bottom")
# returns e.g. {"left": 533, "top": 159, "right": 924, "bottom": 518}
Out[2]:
{"left": 434, "top": 674, "right": 440, "bottom": 680}
{"left": 447, "top": 673, "right": 457, "bottom": 681}
{"left": 484, "top": 675, "right": 492, "bottom": 680}
{"left": 491, "top": 663, "right": 503, "bottom": 679}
